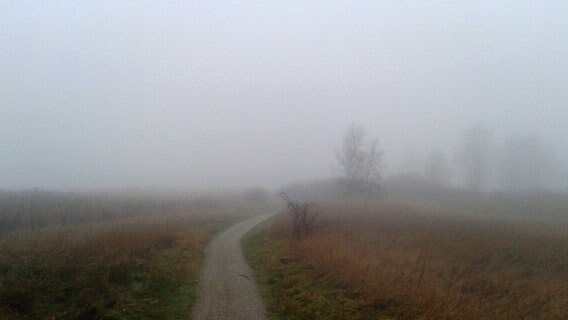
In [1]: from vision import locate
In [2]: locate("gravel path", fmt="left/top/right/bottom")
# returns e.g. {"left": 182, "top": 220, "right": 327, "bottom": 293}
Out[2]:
{"left": 190, "top": 212, "right": 276, "bottom": 320}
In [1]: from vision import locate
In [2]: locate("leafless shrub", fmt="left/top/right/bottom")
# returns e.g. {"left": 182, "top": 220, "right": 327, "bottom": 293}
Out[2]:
{"left": 277, "top": 192, "right": 320, "bottom": 238}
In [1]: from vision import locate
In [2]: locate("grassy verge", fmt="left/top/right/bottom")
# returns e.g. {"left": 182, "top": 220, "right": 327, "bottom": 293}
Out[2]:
{"left": 243, "top": 217, "right": 389, "bottom": 320}
{"left": 0, "top": 216, "right": 208, "bottom": 320}
{"left": 246, "top": 200, "right": 568, "bottom": 320}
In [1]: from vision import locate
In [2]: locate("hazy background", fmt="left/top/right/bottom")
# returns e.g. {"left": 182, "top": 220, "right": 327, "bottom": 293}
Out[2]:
{"left": 1, "top": 1, "right": 567, "bottom": 191}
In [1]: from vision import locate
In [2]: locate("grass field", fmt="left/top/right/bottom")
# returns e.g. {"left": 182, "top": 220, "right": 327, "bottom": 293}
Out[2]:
{"left": 244, "top": 223, "right": 387, "bottom": 320}
{"left": 0, "top": 191, "right": 273, "bottom": 320}
{"left": 246, "top": 195, "right": 568, "bottom": 320}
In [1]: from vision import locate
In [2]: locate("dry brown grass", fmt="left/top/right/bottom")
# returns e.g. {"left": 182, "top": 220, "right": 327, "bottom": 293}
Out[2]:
{"left": 0, "top": 198, "right": 269, "bottom": 319}
{"left": 273, "top": 199, "right": 568, "bottom": 319}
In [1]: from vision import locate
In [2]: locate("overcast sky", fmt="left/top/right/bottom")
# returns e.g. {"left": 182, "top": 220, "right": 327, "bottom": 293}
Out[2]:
{"left": 1, "top": 1, "right": 567, "bottom": 191}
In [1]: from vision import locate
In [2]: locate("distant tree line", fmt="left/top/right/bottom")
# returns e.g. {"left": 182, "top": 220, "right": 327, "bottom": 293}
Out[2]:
{"left": 280, "top": 122, "right": 563, "bottom": 201}
{"left": 454, "top": 124, "right": 561, "bottom": 192}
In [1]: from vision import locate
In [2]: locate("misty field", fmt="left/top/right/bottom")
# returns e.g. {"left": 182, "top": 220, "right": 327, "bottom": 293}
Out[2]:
{"left": 246, "top": 195, "right": 568, "bottom": 320}
{"left": 0, "top": 191, "right": 271, "bottom": 319}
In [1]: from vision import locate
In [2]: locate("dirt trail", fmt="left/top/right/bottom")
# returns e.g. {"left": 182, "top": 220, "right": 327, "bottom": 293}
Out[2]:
{"left": 190, "top": 212, "right": 276, "bottom": 320}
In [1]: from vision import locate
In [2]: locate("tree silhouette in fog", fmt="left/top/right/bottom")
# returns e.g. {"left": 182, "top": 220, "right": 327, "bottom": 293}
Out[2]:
{"left": 335, "top": 123, "right": 384, "bottom": 197}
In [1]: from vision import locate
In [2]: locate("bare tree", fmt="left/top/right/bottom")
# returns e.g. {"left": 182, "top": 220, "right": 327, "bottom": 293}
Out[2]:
{"left": 425, "top": 151, "right": 451, "bottom": 187}
{"left": 335, "top": 123, "right": 384, "bottom": 197}
{"left": 456, "top": 124, "right": 491, "bottom": 192}
{"left": 499, "top": 134, "right": 558, "bottom": 192}
{"left": 277, "top": 192, "right": 319, "bottom": 238}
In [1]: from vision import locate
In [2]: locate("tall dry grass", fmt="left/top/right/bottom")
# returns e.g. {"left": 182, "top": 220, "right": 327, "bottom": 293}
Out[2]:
{"left": 0, "top": 190, "right": 250, "bottom": 235}
{"left": 0, "top": 194, "right": 271, "bottom": 319}
{"left": 274, "top": 199, "right": 568, "bottom": 319}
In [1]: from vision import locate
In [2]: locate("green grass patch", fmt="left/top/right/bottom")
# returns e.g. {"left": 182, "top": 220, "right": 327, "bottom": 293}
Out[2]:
{"left": 0, "top": 217, "right": 209, "bottom": 320}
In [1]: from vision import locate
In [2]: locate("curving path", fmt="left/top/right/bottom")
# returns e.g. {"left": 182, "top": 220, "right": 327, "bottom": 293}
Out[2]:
{"left": 190, "top": 212, "right": 276, "bottom": 320}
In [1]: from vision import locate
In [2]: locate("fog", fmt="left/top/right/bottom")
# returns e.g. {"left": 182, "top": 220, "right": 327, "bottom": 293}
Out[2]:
{"left": 2, "top": 1, "right": 567, "bottom": 191}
